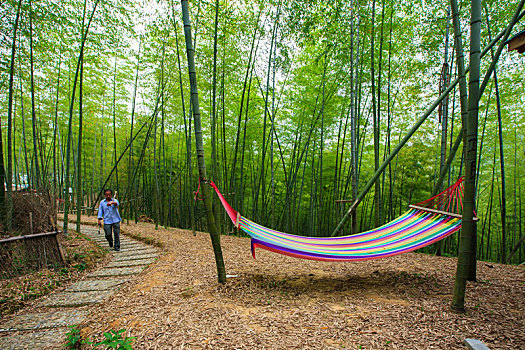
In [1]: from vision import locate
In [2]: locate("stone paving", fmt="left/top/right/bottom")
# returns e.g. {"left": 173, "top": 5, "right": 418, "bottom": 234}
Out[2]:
{"left": 41, "top": 290, "right": 115, "bottom": 308}
{"left": 0, "top": 310, "right": 89, "bottom": 332}
{"left": 113, "top": 253, "right": 158, "bottom": 262}
{"left": 87, "top": 266, "right": 146, "bottom": 278}
{"left": 0, "top": 223, "right": 159, "bottom": 349}
{"left": 0, "top": 329, "right": 67, "bottom": 350}
{"left": 107, "top": 258, "right": 156, "bottom": 268}
{"left": 65, "top": 279, "right": 129, "bottom": 292}
{"left": 117, "top": 247, "right": 157, "bottom": 254}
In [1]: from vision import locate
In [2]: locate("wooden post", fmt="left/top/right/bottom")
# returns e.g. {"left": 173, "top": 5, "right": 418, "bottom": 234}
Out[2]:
{"left": 235, "top": 212, "right": 241, "bottom": 229}
{"left": 54, "top": 232, "right": 66, "bottom": 265}
{"left": 29, "top": 212, "right": 33, "bottom": 235}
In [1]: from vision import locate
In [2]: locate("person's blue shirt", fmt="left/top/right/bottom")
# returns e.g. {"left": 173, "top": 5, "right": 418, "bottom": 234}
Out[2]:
{"left": 98, "top": 198, "right": 121, "bottom": 225}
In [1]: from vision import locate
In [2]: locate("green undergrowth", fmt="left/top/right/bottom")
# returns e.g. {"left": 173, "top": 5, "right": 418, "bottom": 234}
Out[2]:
{"left": 66, "top": 326, "right": 135, "bottom": 349}
{"left": 0, "top": 230, "right": 108, "bottom": 316}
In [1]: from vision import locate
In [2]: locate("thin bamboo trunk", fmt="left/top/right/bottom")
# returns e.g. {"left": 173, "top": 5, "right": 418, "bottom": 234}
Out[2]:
{"left": 436, "top": 4, "right": 451, "bottom": 256}
{"left": 256, "top": 3, "right": 280, "bottom": 222}
{"left": 385, "top": 0, "right": 394, "bottom": 223}
{"left": 0, "top": 118, "right": 5, "bottom": 227}
{"left": 370, "top": 0, "right": 381, "bottom": 227}
{"left": 483, "top": 6, "right": 507, "bottom": 263}
{"left": 5, "top": 0, "right": 22, "bottom": 231}
{"left": 76, "top": 53, "right": 84, "bottom": 232}
{"left": 128, "top": 37, "right": 141, "bottom": 222}
{"left": 451, "top": 0, "right": 481, "bottom": 312}
{"left": 229, "top": 12, "right": 260, "bottom": 206}
{"left": 181, "top": 0, "right": 226, "bottom": 283}
{"left": 19, "top": 77, "right": 31, "bottom": 191}
{"left": 112, "top": 54, "right": 119, "bottom": 195}
{"left": 318, "top": 54, "right": 327, "bottom": 233}
{"left": 171, "top": 5, "right": 195, "bottom": 234}
{"left": 331, "top": 9, "right": 514, "bottom": 237}
{"left": 29, "top": 0, "right": 41, "bottom": 189}
{"left": 63, "top": 0, "right": 99, "bottom": 234}
{"left": 377, "top": 0, "right": 386, "bottom": 224}
{"left": 351, "top": 14, "right": 361, "bottom": 234}
{"left": 211, "top": 0, "right": 221, "bottom": 233}
{"left": 53, "top": 59, "right": 62, "bottom": 198}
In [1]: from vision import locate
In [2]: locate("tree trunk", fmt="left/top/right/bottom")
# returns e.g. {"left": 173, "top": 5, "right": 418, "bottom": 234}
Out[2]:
{"left": 76, "top": 53, "right": 84, "bottom": 232}
{"left": 483, "top": 4, "right": 507, "bottom": 264}
{"left": 5, "top": 0, "right": 22, "bottom": 231}
{"left": 436, "top": 4, "right": 451, "bottom": 256}
{"left": 330, "top": 5, "right": 516, "bottom": 237}
{"left": 181, "top": 0, "right": 226, "bottom": 283}
{"left": 370, "top": 0, "right": 381, "bottom": 227}
{"left": 451, "top": 0, "right": 481, "bottom": 312}
{"left": 112, "top": 54, "right": 119, "bottom": 195}
{"left": 211, "top": 0, "right": 221, "bottom": 233}
{"left": 29, "top": 0, "right": 41, "bottom": 190}
{"left": 62, "top": 0, "right": 99, "bottom": 234}
{"left": 128, "top": 37, "right": 141, "bottom": 222}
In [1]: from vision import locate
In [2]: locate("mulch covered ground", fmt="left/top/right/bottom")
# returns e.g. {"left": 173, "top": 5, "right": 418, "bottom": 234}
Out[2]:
{"left": 77, "top": 216, "right": 524, "bottom": 350}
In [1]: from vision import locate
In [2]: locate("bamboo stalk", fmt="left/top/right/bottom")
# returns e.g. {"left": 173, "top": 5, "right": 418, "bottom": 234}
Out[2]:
{"left": 63, "top": 0, "right": 100, "bottom": 234}
{"left": 5, "top": 0, "right": 22, "bottom": 232}
{"left": 331, "top": 10, "right": 524, "bottom": 237}
{"left": 181, "top": 0, "right": 226, "bottom": 283}
{"left": 452, "top": 0, "right": 482, "bottom": 312}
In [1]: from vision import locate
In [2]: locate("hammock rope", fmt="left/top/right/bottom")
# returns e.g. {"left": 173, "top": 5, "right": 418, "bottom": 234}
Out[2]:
{"left": 209, "top": 178, "right": 467, "bottom": 262}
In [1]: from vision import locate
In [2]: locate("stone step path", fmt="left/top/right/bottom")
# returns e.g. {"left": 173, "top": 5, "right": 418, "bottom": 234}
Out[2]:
{"left": 0, "top": 223, "right": 159, "bottom": 349}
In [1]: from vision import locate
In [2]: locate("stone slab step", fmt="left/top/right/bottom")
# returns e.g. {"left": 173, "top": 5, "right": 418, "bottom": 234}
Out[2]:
{"left": 0, "top": 328, "right": 66, "bottom": 350}
{"left": 0, "top": 310, "right": 89, "bottom": 332}
{"left": 88, "top": 266, "right": 145, "bottom": 278}
{"left": 40, "top": 290, "right": 114, "bottom": 308}
{"left": 107, "top": 258, "right": 156, "bottom": 268}
{"left": 86, "top": 235, "right": 133, "bottom": 243}
{"left": 112, "top": 253, "right": 158, "bottom": 262}
{"left": 65, "top": 279, "right": 129, "bottom": 292}
{"left": 92, "top": 241, "right": 137, "bottom": 248}
{"left": 111, "top": 248, "right": 156, "bottom": 256}
{"left": 117, "top": 244, "right": 149, "bottom": 250}
{"left": 114, "top": 244, "right": 151, "bottom": 250}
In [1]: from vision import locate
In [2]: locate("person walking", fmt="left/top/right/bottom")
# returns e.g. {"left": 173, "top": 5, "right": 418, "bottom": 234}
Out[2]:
{"left": 98, "top": 189, "right": 121, "bottom": 251}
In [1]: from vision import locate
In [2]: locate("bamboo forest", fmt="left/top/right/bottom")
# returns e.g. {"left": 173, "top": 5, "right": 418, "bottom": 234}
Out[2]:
{"left": 0, "top": 0, "right": 524, "bottom": 348}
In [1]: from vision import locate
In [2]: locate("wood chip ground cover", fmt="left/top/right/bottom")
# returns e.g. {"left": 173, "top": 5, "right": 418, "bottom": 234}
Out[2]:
{"left": 70, "top": 216, "right": 525, "bottom": 350}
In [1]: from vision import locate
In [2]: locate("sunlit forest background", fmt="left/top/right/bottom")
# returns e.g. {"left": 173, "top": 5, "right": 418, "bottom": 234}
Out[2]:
{"left": 1, "top": 0, "right": 524, "bottom": 264}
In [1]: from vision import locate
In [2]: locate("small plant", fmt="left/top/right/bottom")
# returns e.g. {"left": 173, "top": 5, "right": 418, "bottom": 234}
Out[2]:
{"left": 73, "top": 262, "right": 87, "bottom": 271}
{"left": 93, "top": 329, "right": 135, "bottom": 350}
{"left": 73, "top": 253, "right": 86, "bottom": 260}
{"left": 65, "top": 325, "right": 83, "bottom": 349}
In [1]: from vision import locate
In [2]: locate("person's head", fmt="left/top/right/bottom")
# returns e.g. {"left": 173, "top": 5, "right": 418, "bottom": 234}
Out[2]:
{"left": 104, "top": 189, "right": 113, "bottom": 201}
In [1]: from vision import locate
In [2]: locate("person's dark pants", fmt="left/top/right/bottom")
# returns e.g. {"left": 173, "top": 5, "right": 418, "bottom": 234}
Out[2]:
{"left": 104, "top": 222, "right": 120, "bottom": 250}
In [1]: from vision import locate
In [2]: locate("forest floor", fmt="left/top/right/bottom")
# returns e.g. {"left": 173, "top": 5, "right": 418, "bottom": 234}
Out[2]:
{"left": 3, "top": 216, "right": 524, "bottom": 349}
{"left": 73, "top": 215, "right": 524, "bottom": 350}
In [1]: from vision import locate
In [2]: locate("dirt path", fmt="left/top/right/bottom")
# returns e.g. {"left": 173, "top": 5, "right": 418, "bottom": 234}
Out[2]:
{"left": 0, "top": 223, "right": 158, "bottom": 349}
{"left": 75, "top": 217, "right": 524, "bottom": 350}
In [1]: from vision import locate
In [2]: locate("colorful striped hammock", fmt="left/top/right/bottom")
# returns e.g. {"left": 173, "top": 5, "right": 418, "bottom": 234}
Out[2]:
{"left": 209, "top": 178, "right": 467, "bottom": 262}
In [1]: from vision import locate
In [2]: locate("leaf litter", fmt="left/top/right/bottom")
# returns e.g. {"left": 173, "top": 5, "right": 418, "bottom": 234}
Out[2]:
{"left": 75, "top": 216, "right": 524, "bottom": 349}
